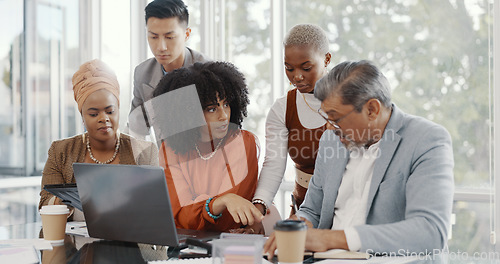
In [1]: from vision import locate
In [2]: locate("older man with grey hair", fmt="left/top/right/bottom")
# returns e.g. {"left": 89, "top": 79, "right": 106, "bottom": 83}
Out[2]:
{"left": 264, "top": 60, "right": 454, "bottom": 256}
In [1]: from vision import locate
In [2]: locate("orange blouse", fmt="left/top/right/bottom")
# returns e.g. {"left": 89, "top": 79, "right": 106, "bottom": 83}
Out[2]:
{"left": 159, "top": 130, "right": 259, "bottom": 232}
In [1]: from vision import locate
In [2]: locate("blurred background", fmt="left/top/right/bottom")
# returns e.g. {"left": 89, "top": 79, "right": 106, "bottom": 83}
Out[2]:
{"left": 0, "top": 0, "right": 497, "bottom": 254}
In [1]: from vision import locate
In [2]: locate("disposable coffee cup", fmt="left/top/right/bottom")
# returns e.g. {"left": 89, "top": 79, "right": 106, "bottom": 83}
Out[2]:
{"left": 274, "top": 220, "right": 307, "bottom": 264}
{"left": 40, "top": 205, "right": 69, "bottom": 245}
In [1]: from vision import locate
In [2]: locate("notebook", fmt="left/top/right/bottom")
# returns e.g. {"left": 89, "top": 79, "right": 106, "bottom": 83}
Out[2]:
{"left": 149, "top": 258, "right": 274, "bottom": 264}
{"left": 305, "top": 249, "right": 371, "bottom": 259}
{"left": 72, "top": 163, "right": 220, "bottom": 246}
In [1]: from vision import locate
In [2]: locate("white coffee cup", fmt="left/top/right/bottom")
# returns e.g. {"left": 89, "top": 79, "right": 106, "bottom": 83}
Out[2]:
{"left": 40, "top": 205, "right": 69, "bottom": 245}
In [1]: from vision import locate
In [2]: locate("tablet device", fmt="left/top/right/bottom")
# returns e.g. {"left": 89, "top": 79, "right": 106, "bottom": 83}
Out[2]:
{"left": 43, "top": 183, "right": 82, "bottom": 211}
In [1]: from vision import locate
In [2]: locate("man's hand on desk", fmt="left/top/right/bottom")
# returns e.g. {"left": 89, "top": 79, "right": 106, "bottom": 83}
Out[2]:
{"left": 263, "top": 215, "right": 312, "bottom": 258}
{"left": 263, "top": 217, "right": 349, "bottom": 259}
{"left": 305, "top": 229, "right": 348, "bottom": 252}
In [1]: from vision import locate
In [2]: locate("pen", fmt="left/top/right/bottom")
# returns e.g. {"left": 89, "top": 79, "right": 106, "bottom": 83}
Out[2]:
{"left": 291, "top": 194, "right": 299, "bottom": 213}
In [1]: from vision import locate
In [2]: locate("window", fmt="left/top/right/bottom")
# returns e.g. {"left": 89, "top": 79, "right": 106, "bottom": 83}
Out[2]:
{"left": 201, "top": 0, "right": 495, "bottom": 253}
{"left": 1, "top": 0, "right": 498, "bottom": 255}
{"left": 0, "top": 0, "right": 83, "bottom": 226}
{"left": 223, "top": 0, "right": 272, "bottom": 138}
{"left": 101, "top": 0, "right": 131, "bottom": 131}
{"left": 0, "top": 0, "right": 82, "bottom": 176}
{"left": 30, "top": 0, "right": 82, "bottom": 172}
{"left": 284, "top": 0, "right": 494, "bottom": 253}
{"left": 0, "top": 0, "right": 24, "bottom": 172}
{"left": 285, "top": 1, "right": 491, "bottom": 189}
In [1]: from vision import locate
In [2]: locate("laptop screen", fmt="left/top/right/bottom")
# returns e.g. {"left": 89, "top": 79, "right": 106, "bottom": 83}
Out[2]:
{"left": 73, "top": 163, "right": 180, "bottom": 246}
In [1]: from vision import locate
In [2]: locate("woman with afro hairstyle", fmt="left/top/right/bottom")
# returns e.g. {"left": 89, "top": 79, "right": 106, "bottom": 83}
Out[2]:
{"left": 153, "top": 61, "right": 263, "bottom": 232}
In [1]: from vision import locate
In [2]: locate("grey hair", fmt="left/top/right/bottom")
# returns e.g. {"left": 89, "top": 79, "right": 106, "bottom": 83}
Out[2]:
{"left": 314, "top": 60, "right": 392, "bottom": 111}
{"left": 283, "top": 24, "right": 329, "bottom": 54}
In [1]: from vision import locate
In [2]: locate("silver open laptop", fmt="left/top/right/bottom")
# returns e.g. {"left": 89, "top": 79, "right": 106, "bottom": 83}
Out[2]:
{"left": 72, "top": 163, "right": 220, "bottom": 246}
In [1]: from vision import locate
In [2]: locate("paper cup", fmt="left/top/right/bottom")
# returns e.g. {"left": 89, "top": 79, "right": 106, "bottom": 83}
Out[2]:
{"left": 274, "top": 220, "right": 307, "bottom": 264}
{"left": 40, "top": 205, "right": 69, "bottom": 245}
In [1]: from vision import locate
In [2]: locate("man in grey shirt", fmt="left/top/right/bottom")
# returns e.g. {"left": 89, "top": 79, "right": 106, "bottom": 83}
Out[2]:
{"left": 128, "top": 0, "right": 207, "bottom": 139}
{"left": 264, "top": 60, "right": 454, "bottom": 256}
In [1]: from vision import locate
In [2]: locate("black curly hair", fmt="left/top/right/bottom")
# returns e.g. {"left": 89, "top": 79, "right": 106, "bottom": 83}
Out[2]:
{"left": 153, "top": 61, "right": 250, "bottom": 154}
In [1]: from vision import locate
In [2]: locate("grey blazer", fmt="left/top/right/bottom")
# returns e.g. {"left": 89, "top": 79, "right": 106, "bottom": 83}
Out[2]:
{"left": 296, "top": 104, "right": 454, "bottom": 255}
{"left": 128, "top": 47, "right": 208, "bottom": 136}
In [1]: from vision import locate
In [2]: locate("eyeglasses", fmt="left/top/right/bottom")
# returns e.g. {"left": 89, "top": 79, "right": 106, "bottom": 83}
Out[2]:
{"left": 317, "top": 108, "right": 356, "bottom": 129}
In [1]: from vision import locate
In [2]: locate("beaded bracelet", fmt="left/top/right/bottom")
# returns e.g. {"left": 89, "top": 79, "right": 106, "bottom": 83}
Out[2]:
{"left": 205, "top": 197, "right": 222, "bottom": 220}
{"left": 252, "top": 199, "right": 268, "bottom": 216}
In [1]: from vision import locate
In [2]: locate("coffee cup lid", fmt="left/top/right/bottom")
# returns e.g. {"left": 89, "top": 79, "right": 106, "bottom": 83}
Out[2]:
{"left": 39, "top": 205, "right": 69, "bottom": 215}
{"left": 274, "top": 220, "right": 307, "bottom": 231}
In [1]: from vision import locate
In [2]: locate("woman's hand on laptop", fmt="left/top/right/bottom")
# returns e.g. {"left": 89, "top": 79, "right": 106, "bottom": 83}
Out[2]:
{"left": 212, "top": 193, "right": 264, "bottom": 226}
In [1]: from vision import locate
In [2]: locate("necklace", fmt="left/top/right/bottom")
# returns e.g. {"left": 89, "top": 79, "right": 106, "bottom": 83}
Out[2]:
{"left": 195, "top": 139, "right": 224, "bottom": 161}
{"left": 86, "top": 132, "right": 120, "bottom": 164}
{"left": 301, "top": 92, "right": 318, "bottom": 113}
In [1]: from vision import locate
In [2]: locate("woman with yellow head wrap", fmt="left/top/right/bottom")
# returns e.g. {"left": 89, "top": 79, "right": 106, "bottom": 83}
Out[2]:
{"left": 73, "top": 59, "right": 121, "bottom": 163}
{"left": 72, "top": 59, "right": 120, "bottom": 113}
{"left": 39, "top": 59, "right": 159, "bottom": 221}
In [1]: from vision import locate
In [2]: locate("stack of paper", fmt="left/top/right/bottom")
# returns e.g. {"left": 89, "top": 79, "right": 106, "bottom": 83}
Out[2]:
{"left": 0, "top": 246, "right": 38, "bottom": 263}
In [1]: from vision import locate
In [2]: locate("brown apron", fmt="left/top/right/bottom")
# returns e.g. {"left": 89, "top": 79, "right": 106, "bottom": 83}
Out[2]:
{"left": 285, "top": 89, "right": 327, "bottom": 215}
